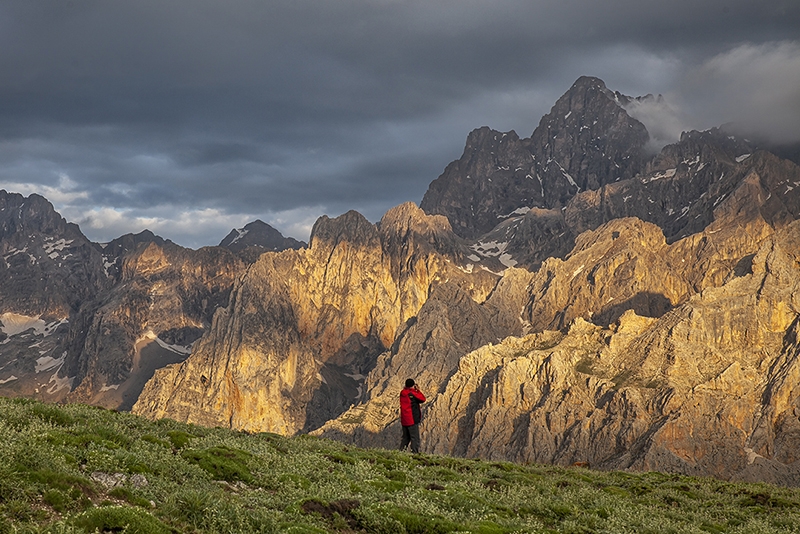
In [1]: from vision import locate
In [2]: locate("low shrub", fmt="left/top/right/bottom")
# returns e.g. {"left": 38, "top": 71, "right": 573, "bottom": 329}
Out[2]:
{"left": 181, "top": 445, "right": 254, "bottom": 483}
{"left": 71, "top": 505, "right": 170, "bottom": 534}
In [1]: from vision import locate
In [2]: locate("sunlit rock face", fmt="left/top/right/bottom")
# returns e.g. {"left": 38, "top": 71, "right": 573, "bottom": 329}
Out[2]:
{"left": 135, "top": 76, "right": 800, "bottom": 485}
{"left": 423, "top": 220, "right": 800, "bottom": 485}
{"left": 133, "top": 203, "right": 498, "bottom": 434}
{"left": 314, "top": 210, "right": 786, "bottom": 473}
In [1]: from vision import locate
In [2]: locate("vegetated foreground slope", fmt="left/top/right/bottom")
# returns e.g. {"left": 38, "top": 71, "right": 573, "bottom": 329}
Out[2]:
{"left": 3, "top": 397, "right": 800, "bottom": 534}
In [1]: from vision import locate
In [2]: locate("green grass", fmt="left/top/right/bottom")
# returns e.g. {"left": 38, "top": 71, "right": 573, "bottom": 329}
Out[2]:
{"left": 1, "top": 397, "right": 800, "bottom": 533}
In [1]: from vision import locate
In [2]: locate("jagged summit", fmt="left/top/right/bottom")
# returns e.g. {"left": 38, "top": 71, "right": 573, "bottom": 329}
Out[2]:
{"left": 219, "top": 219, "right": 304, "bottom": 260}
{"left": 0, "top": 190, "right": 107, "bottom": 318}
{"left": 420, "top": 76, "right": 650, "bottom": 238}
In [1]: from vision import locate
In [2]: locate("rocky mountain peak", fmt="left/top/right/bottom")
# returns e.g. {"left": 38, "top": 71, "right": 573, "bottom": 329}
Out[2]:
{"left": 420, "top": 77, "right": 651, "bottom": 239}
{"left": 528, "top": 76, "right": 649, "bottom": 199}
{"left": 560, "top": 75, "right": 631, "bottom": 107}
{"left": 0, "top": 191, "right": 91, "bottom": 259}
{"left": 308, "top": 210, "right": 380, "bottom": 252}
{"left": 378, "top": 202, "right": 460, "bottom": 257}
{"left": 219, "top": 219, "right": 304, "bottom": 260}
{"left": 0, "top": 190, "right": 107, "bottom": 318}
{"left": 647, "top": 128, "right": 755, "bottom": 173}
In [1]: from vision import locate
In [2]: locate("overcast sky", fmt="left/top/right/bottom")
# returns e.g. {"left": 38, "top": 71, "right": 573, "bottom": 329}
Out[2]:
{"left": 1, "top": 1, "right": 799, "bottom": 247}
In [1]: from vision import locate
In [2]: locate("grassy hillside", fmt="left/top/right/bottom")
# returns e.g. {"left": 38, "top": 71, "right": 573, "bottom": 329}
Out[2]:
{"left": 1, "top": 397, "right": 800, "bottom": 533}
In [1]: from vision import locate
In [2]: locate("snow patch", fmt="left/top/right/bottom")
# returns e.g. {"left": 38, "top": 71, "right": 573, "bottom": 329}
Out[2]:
{"left": 0, "top": 375, "right": 18, "bottom": 385}
{"left": 471, "top": 240, "right": 509, "bottom": 258}
{"left": 550, "top": 159, "right": 579, "bottom": 190}
{"left": 735, "top": 154, "right": 751, "bottom": 163}
{"left": 43, "top": 239, "right": 73, "bottom": 260}
{"left": 138, "top": 330, "right": 193, "bottom": 355}
{"left": 36, "top": 353, "right": 66, "bottom": 373}
{"left": 0, "top": 313, "right": 66, "bottom": 337}
{"left": 47, "top": 371, "right": 74, "bottom": 394}
{"left": 103, "top": 257, "right": 117, "bottom": 276}
{"left": 1, "top": 313, "right": 46, "bottom": 336}
{"left": 100, "top": 383, "right": 120, "bottom": 392}
{"left": 230, "top": 228, "right": 249, "bottom": 245}
{"left": 467, "top": 254, "right": 481, "bottom": 262}
{"left": 571, "top": 265, "right": 585, "bottom": 280}
{"left": 498, "top": 207, "right": 530, "bottom": 219}
{"left": 3, "top": 246, "right": 28, "bottom": 261}
{"left": 644, "top": 168, "right": 676, "bottom": 183}
{"left": 744, "top": 447, "right": 764, "bottom": 465}
{"left": 498, "top": 254, "right": 517, "bottom": 268}
{"left": 564, "top": 111, "right": 572, "bottom": 119}
{"left": 344, "top": 373, "right": 365, "bottom": 381}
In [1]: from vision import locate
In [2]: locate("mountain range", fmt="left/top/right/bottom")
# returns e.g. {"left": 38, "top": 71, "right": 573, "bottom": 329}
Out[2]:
{"left": 2, "top": 76, "right": 800, "bottom": 485}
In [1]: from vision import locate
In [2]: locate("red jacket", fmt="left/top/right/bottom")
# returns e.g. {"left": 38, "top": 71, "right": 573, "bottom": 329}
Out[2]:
{"left": 400, "top": 387, "right": 426, "bottom": 426}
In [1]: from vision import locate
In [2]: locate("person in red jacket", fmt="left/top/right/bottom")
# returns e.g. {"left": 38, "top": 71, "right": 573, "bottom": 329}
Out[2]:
{"left": 399, "top": 378, "right": 426, "bottom": 453}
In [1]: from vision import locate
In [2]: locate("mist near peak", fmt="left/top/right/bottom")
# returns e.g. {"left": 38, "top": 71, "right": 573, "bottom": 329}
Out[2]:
{"left": 624, "top": 95, "right": 690, "bottom": 154}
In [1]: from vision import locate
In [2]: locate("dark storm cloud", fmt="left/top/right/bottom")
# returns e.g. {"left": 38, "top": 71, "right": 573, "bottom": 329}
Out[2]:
{"left": 0, "top": 0, "right": 798, "bottom": 247}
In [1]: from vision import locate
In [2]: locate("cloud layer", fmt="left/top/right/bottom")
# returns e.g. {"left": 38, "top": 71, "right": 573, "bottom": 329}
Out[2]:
{"left": 0, "top": 0, "right": 798, "bottom": 247}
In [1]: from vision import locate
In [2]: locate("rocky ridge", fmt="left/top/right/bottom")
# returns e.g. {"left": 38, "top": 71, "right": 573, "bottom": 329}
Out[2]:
{"left": 63, "top": 237, "right": 244, "bottom": 410}
{"left": 219, "top": 219, "right": 305, "bottom": 263}
{"left": 422, "top": 219, "right": 800, "bottom": 485}
{"left": 420, "top": 76, "right": 650, "bottom": 239}
{"left": 0, "top": 204, "right": 302, "bottom": 408}
{"left": 0, "top": 191, "right": 108, "bottom": 400}
{"left": 133, "top": 203, "right": 498, "bottom": 433}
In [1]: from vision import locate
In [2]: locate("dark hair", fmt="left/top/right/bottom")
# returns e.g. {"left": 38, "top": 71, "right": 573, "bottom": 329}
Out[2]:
{"left": 405, "top": 378, "right": 415, "bottom": 388}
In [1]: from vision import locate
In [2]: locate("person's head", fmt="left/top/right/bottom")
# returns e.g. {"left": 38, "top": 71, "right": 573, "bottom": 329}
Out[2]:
{"left": 405, "top": 378, "right": 415, "bottom": 388}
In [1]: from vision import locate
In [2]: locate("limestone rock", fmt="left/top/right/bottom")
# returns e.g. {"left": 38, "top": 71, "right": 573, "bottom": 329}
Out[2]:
{"left": 421, "top": 77, "right": 649, "bottom": 239}
{"left": 133, "top": 203, "right": 498, "bottom": 434}
{"left": 63, "top": 238, "right": 244, "bottom": 410}
{"left": 313, "top": 266, "right": 533, "bottom": 447}
{"left": 421, "top": 220, "right": 800, "bottom": 484}
{"left": 563, "top": 129, "right": 800, "bottom": 242}
{"left": 0, "top": 191, "right": 108, "bottom": 318}
{"left": 0, "top": 191, "right": 108, "bottom": 401}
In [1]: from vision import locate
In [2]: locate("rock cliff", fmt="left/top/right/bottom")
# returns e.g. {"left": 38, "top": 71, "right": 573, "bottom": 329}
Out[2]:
{"left": 314, "top": 208, "right": 775, "bottom": 458}
{"left": 0, "top": 206, "right": 246, "bottom": 409}
{"left": 422, "top": 219, "right": 800, "bottom": 485}
{"left": 133, "top": 203, "right": 498, "bottom": 433}
{"left": 0, "top": 191, "right": 108, "bottom": 401}
{"left": 420, "top": 76, "right": 649, "bottom": 238}
{"left": 63, "top": 238, "right": 244, "bottom": 410}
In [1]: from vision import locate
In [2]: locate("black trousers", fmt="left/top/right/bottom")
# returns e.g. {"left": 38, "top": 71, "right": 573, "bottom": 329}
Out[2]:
{"left": 400, "top": 424, "right": 421, "bottom": 453}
